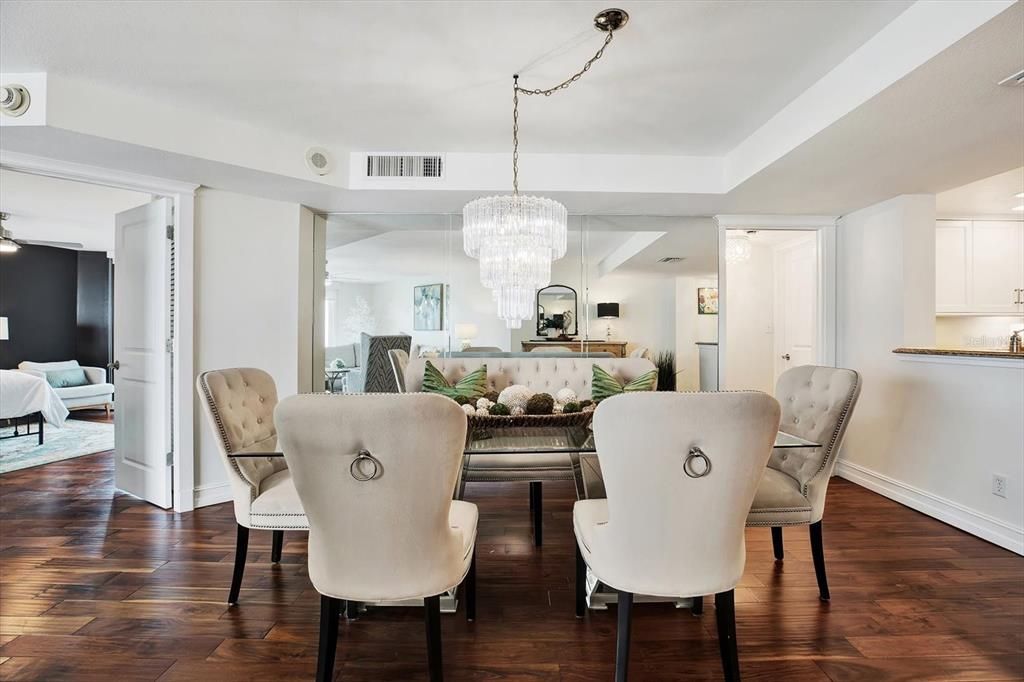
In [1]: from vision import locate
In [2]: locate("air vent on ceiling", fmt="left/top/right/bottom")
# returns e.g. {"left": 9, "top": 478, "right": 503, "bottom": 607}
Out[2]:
{"left": 657, "top": 256, "right": 685, "bottom": 263}
{"left": 365, "top": 154, "right": 444, "bottom": 178}
{"left": 998, "top": 69, "right": 1024, "bottom": 86}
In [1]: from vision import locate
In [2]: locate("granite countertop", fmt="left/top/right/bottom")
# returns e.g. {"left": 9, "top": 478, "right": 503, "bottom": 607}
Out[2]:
{"left": 893, "top": 347, "right": 1024, "bottom": 359}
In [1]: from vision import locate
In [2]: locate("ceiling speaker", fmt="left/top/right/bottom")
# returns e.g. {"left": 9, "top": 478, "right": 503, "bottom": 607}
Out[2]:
{"left": 305, "top": 147, "right": 333, "bottom": 176}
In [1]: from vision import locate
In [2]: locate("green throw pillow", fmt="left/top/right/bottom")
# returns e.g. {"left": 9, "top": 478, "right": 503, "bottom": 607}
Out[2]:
{"left": 46, "top": 368, "right": 89, "bottom": 389}
{"left": 591, "top": 365, "right": 658, "bottom": 403}
{"left": 422, "top": 361, "right": 488, "bottom": 400}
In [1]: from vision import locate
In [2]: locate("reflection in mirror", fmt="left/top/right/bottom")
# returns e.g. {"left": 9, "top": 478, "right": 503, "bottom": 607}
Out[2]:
{"left": 318, "top": 212, "right": 718, "bottom": 394}
{"left": 536, "top": 285, "right": 578, "bottom": 337}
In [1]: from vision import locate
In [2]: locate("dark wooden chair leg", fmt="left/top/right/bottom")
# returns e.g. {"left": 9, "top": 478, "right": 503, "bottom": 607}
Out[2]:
{"left": 316, "top": 595, "right": 341, "bottom": 682}
{"left": 465, "top": 550, "right": 476, "bottom": 622}
{"left": 346, "top": 599, "right": 361, "bottom": 620}
{"left": 530, "top": 482, "right": 543, "bottom": 547}
{"left": 529, "top": 482, "right": 535, "bottom": 511}
{"left": 424, "top": 594, "right": 443, "bottom": 681}
{"left": 228, "top": 524, "right": 249, "bottom": 605}
{"left": 809, "top": 520, "right": 830, "bottom": 601}
{"left": 771, "top": 526, "right": 784, "bottom": 561}
{"left": 615, "top": 591, "right": 634, "bottom": 682}
{"left": 575, "top": 543, "right": 587, "bottom": 618}
{"left": 690, "top": 595, "right": 704, "bottom": 616}
{"left": 271, "top": 530, "right": 284, "bottom": 564}
{"left": 715, "top": 589, "right": 740, "bottom": 682}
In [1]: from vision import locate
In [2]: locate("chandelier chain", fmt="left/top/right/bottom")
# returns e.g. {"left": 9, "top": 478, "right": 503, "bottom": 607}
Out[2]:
{"left": 511, "top": 30, "right": 616, "bottom": 195}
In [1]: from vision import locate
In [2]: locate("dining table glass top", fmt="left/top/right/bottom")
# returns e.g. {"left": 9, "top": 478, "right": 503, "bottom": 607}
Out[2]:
{"left": 464, "top": 426, "right": 820, "bottom": 455}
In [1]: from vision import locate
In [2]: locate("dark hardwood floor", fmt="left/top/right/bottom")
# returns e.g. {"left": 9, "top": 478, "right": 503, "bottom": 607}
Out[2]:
{"left": 0, "top": 448, "right": 1021, "bottom": 681}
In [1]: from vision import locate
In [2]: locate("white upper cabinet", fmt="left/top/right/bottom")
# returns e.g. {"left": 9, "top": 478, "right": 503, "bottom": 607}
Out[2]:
{"left": 936, "top": 220, "right": 1024, "bottom": 315}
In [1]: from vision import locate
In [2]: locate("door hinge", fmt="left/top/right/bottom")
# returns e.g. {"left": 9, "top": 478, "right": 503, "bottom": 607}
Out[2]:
{"left": 166, "top": 224, "right": 174, "bottom": 240}
{"left": 166, "top": 451, "right": 173, "bottom": 466}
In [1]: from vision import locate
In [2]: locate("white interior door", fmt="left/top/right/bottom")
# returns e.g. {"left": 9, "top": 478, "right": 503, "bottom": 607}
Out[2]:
{"left": 113, "top": 198, "right": 172, "bottom": 508}
{"left": 774, "top": 235, "right": 818, "bottom": 384}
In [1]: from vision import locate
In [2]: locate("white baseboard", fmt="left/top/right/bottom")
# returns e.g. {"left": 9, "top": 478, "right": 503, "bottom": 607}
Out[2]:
{"left": 193, "top": 482, "right": 232, "bottom": 508}
{"left": 836, "top": 460, "right": 1023, "bottom": 555}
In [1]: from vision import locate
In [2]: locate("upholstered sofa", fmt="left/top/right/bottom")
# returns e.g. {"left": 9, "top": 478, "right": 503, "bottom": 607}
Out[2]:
{"left": 18, "top": 360, "right": 114, "bottom": 413}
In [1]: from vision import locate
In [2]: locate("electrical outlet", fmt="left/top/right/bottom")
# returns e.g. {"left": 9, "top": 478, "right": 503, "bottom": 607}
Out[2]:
{"left": 992, "top": 474, "right": 1008, "bottom": 498}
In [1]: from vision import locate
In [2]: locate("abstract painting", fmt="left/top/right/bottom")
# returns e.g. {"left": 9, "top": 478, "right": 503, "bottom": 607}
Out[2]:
{"left": 413, "top": 283, "right": 444, "bottom": 330}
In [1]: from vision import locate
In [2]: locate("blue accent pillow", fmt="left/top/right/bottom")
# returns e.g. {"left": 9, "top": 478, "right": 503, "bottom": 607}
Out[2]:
{"left": 46, "top": 368, "right": 89, "bottom": 389}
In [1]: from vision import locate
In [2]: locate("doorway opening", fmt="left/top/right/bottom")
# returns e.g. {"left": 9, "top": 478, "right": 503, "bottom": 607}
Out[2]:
{"left": 0, "top": 166, "right": 187, "bottom": 510}
{"left": 722, "top": 229, "right": 819, "bottom": 392}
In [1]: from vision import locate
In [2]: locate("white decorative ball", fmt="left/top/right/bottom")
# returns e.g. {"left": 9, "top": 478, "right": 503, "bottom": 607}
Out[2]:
{"left": 475, "top": 407, "right": 489, "bottom": 416}
{"left": 510, "top": 406, "right": 526, "bottom": 417}
{"left": 498, "top": 384, "right": 534, "bottom": 412}
{"left": 582, "top": 404, "right": 597, "bottom": 413}
{"left": 476, "top": 397, "right": 493, "bottom": 410}
{"left": 553, "top": 403, "right": 564, "bottom": 414}
{"left": 555, "top": 388, "right": 578, "bottom": 405}
{"left": 461, "top": 403, "right": 476, "bottom": 416}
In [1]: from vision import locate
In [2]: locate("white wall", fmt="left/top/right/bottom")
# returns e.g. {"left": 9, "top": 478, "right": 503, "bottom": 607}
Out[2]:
{"left": 723, "top": 242, "right": 776, "bottom": 393}
{"left": 586, "top": 273, "right": 677, "bottom": 356}
{"left": 836, "top": 194, "right": 1023, "bottom": 553}
{"left": 675, "top": 276, "right": 718, "bottom": 391}
{"left": 193, "top": 188, "right": 305, "bottom": 505}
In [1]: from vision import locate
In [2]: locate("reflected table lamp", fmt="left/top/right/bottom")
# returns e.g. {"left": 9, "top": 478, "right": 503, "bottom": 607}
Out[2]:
{"left": 597, "top": 302, "right": 619, "bottom": 341}
{"left": 455, "top": 322, "right": 479, "bottom": 351}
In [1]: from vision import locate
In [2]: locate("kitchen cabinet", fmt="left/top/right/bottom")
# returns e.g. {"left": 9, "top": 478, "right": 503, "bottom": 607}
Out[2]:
{"left": 936, "top": 220, "right": 1023, "bottom": 315}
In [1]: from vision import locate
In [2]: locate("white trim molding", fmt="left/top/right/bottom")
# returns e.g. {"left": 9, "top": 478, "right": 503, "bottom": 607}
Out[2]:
{"left": 837, "top": 459, "right": 1024, "bottom": 555}
{"left": 193, "top": 482, "right": 232, "bottom": 509}
{"left": 895, "top": 353, "right": 1024, "bottom": 370}
{"left": 1, "top": 151, "right": 199, "bottom": 513}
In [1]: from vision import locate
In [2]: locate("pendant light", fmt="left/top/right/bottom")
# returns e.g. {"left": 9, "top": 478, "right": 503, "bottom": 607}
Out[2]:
{"left": 463, "top": 8, "right": 629, "bottom": 328}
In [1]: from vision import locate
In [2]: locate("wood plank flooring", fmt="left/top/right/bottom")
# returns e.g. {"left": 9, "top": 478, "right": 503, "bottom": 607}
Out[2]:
{"left": 0, "top": 447, "right": 1021, "bottom": 680}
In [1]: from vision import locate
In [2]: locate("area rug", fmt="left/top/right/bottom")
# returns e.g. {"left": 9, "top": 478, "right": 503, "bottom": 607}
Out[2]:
{"left": 0, "top": 419, "right": 114, "bottom": 474}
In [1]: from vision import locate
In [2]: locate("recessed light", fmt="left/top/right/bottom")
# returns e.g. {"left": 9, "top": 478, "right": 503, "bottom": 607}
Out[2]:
{"left": 1013, "top": 205, "right": 1024, "bottom": 212}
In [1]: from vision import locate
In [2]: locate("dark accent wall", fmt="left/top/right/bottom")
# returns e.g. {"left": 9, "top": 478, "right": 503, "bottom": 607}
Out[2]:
{"left": 76, "top": 251, "right": 113, "bottom": 371}
{"left": 0, "top": 245, "right": 112, "bottom": 370}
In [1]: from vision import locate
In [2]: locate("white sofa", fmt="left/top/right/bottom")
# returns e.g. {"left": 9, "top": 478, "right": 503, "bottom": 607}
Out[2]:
{"left": 18, "top": 360, "right": 115, "bottom": 413}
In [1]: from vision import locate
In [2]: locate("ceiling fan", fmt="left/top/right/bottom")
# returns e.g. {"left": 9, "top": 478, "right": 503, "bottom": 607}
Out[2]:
{"left": 0, "top": 212, "right": 84, "bottom": 252}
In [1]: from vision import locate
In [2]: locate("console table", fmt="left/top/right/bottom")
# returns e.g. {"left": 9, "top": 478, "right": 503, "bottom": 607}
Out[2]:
{"left": 520, "top": 340, "right": 628, "bottom": 357}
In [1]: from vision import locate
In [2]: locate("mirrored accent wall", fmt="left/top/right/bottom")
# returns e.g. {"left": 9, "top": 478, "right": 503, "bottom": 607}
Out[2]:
{"left": 317, "top": 213, "right": 719, "bottom": 393}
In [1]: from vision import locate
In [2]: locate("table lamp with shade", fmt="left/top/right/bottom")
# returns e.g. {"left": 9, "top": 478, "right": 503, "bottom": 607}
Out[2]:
{"left": 454, "top": 322, "right": 479, "bottom": 351}
{"left": 597, "top": 302, "right": 619, "bottom": 341}
{"left": 0, "top": 316, "right": 8, "bottom": 341}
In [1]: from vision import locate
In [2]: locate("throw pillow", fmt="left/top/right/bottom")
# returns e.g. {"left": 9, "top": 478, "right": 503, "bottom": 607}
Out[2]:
{"left": 591, "top": 365, "right": 658, "bottom": 403}
{"left": 46, "top": 368, "right": 90, "bottom": 389}
{"left": 422, "top": 361, "right": 488, "bottom": 400}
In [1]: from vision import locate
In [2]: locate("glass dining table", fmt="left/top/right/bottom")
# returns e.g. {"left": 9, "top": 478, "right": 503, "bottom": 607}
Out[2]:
{"left": 464, "top": 424, "right": 820, "bottom": 501}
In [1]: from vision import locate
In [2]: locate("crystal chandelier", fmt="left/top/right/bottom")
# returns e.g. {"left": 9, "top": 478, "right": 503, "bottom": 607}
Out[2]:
{"left": 725, "top": 233, "right": 753, "bottom": 264}
{"left": 463, "top": 8, "right": 629, "bottom": 328}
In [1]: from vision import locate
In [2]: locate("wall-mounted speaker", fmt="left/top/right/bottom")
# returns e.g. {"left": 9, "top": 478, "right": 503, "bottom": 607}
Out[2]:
{"left": 305, "top": 147, "right": 333, "bottom": 176}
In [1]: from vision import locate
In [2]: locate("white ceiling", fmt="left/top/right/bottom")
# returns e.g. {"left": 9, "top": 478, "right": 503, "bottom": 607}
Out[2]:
{"left": 936, "top": 167, "right": 1024, "bottom": 216}
{"left": 0, "top": 169, "right": 151, "bottom": 252}
{"left": 0, "top": 0, "right": 912, "bottom": 155}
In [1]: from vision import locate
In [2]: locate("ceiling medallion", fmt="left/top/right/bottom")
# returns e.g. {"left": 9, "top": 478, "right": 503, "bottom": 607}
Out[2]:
{"left": 462, "top": 9, "right": 629, "bottom": 328}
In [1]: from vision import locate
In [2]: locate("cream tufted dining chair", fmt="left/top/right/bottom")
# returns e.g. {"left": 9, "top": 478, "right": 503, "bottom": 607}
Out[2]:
{"left": 196, "top": 368, "right": 308, "bottom": 605}
{"left": 576, "top": 391, "right": 780, "bottom": 681}
{"left": 275, "top": 393, "right": 478, "bottom": 682}
{"left": 747, "top": 365, "right": 861, "bottom": 601}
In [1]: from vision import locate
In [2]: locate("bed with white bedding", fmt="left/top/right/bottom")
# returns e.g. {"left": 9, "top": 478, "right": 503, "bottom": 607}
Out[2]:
{"left": 0, "top": 370, "right": 69, "bottom": 442}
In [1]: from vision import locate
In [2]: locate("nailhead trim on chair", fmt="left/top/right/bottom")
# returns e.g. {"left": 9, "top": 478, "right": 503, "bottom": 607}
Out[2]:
{"left": 198, "top": 372, "right": 257, "bottom": 505}
{"left": 797, "top": 370, "right": 861, "bottom": 498}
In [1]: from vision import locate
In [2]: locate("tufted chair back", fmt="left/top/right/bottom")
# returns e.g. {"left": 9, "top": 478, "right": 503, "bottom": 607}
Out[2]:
{"left": 275, "top": 393, "right": 470, "bottom": 601}
{"left": 403, "top": 357, "right": 656, "bottom": 400}
{"left": 589, "top": 391, "right": 780, "bottom": 597}
{"left": 772, "top": 365, "right": 861, "bottom": 522}
{"left": 387, "top": 349, "right": 409, "bottom": 393}
{"left": 197, "top": 368, "right": 286, "bottom": 524}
